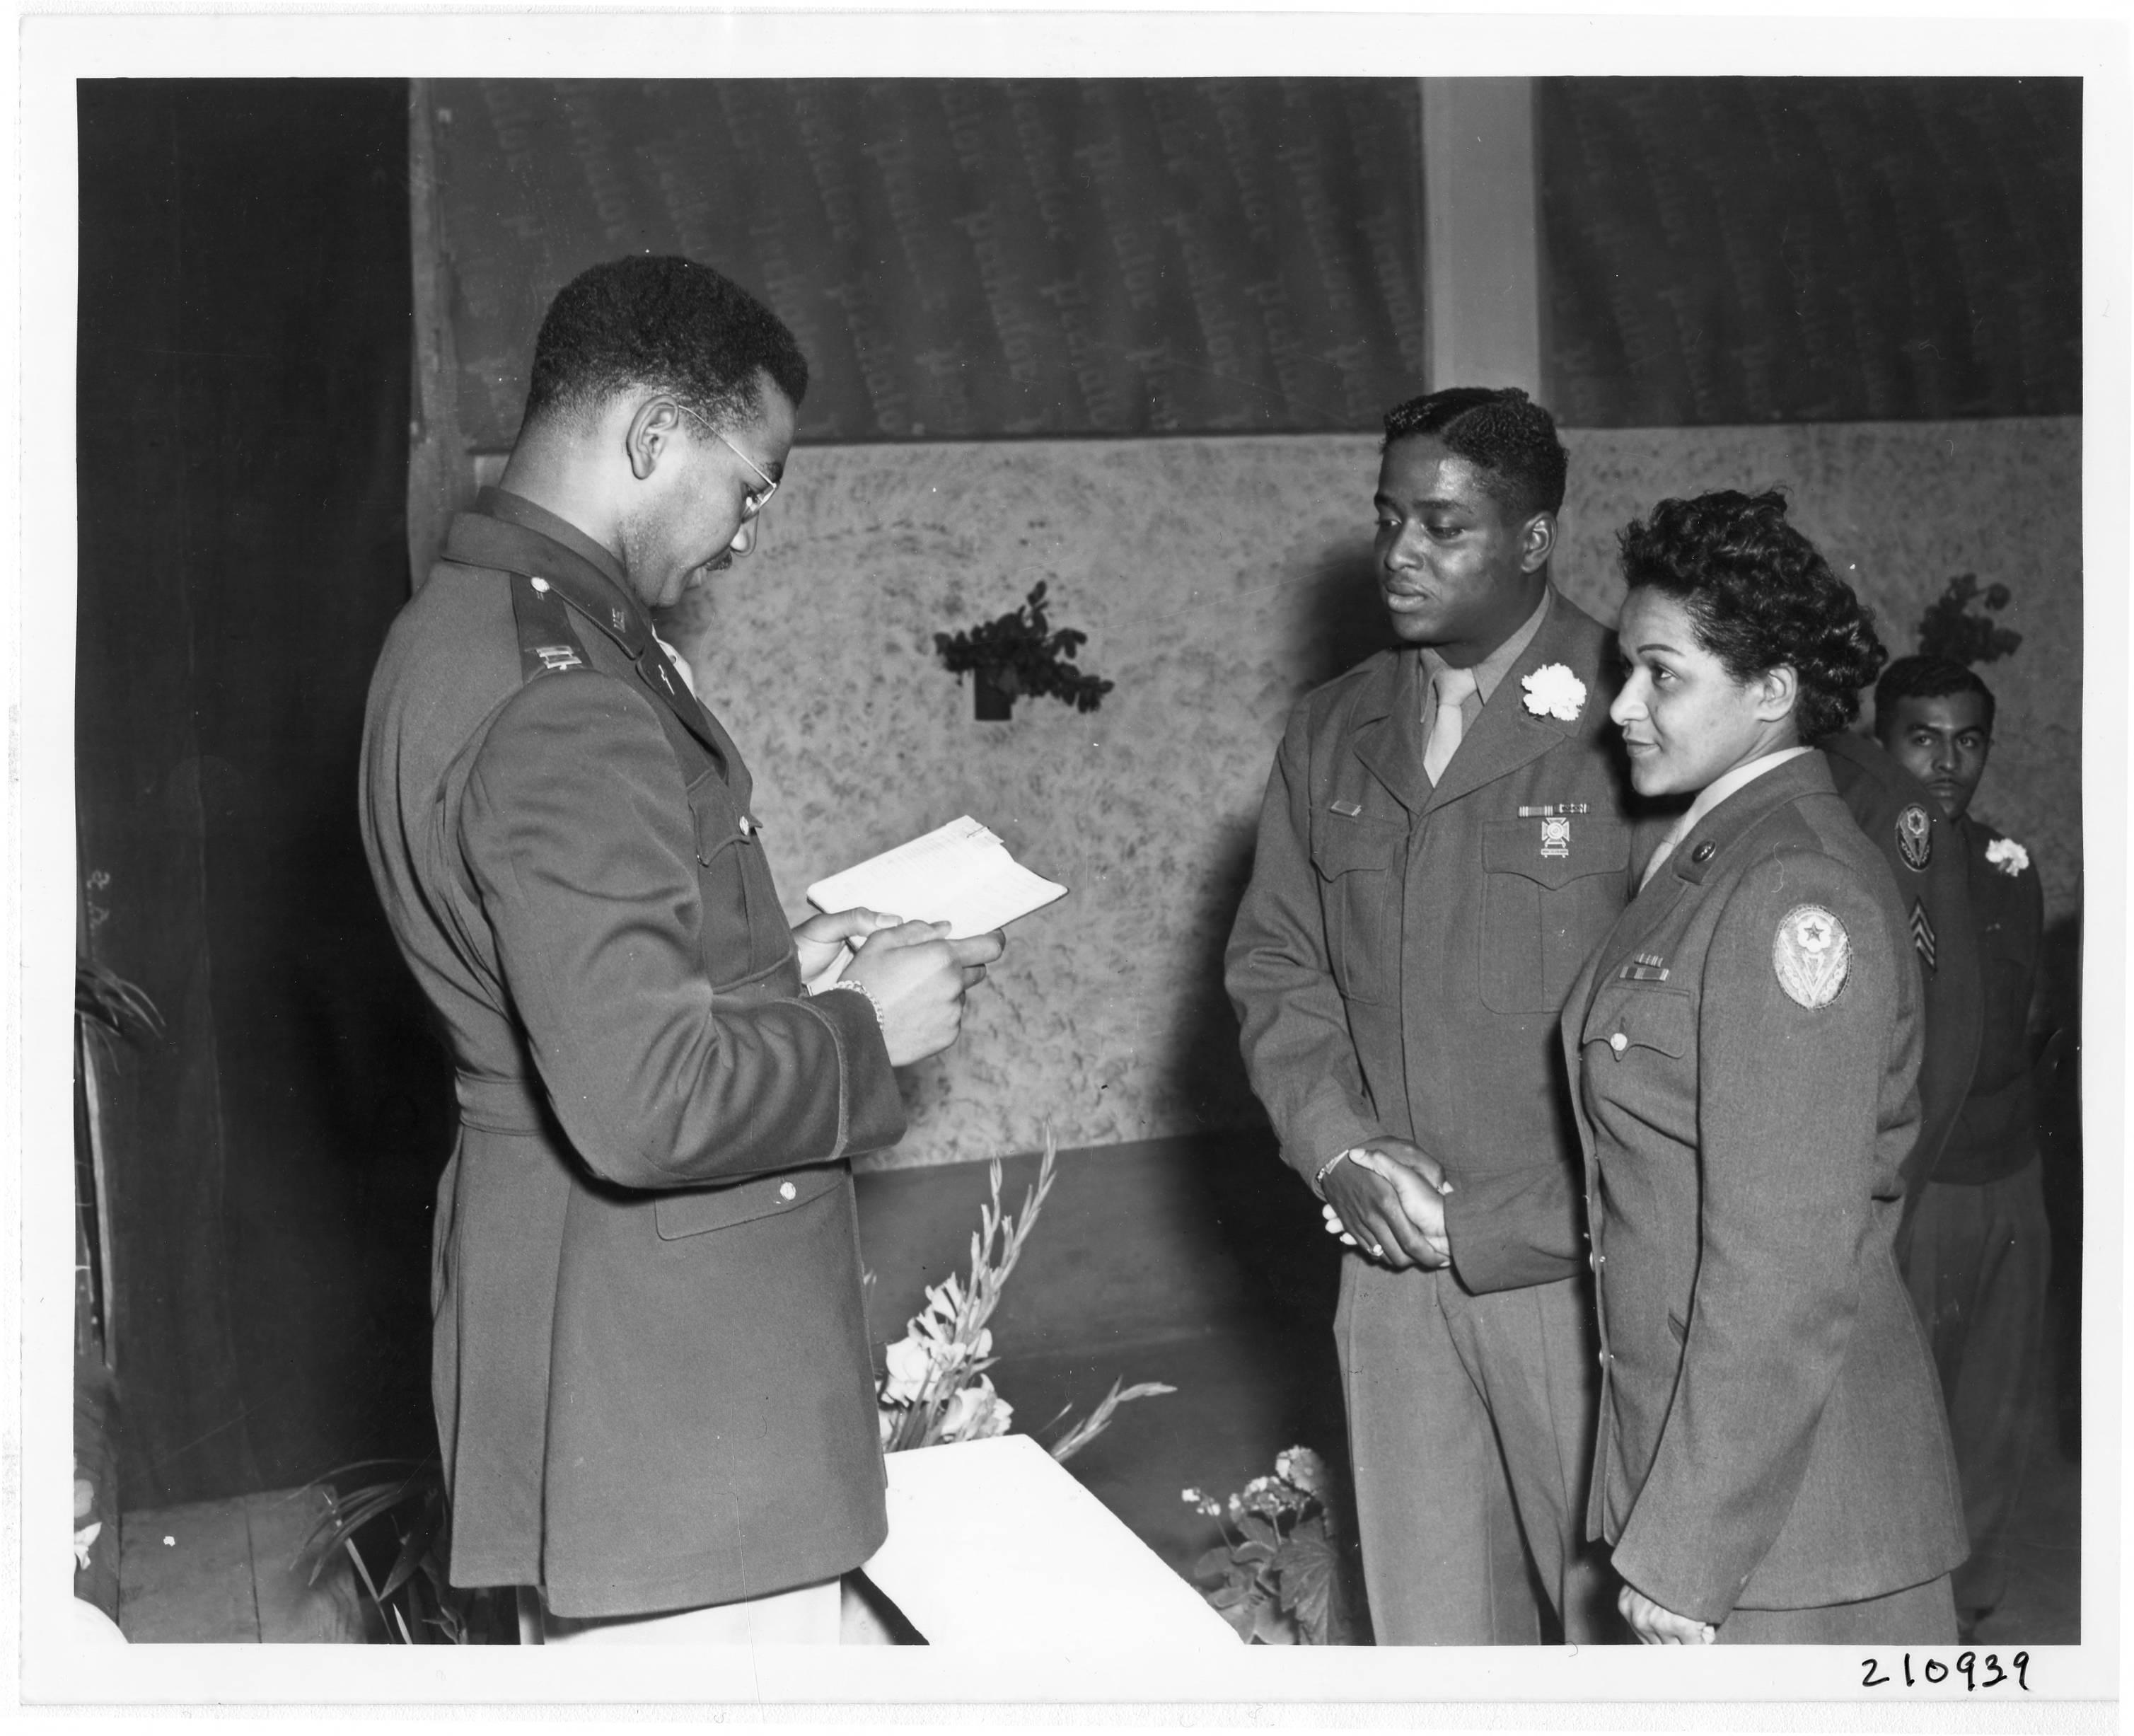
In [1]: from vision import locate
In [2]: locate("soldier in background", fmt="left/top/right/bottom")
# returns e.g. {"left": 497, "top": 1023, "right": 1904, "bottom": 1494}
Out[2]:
{"left": 1821, "top": 704, "right": 1983, "bottom": 1263}
{"left": 1875, "top": 654, "right": 2051, "bottom": 1640}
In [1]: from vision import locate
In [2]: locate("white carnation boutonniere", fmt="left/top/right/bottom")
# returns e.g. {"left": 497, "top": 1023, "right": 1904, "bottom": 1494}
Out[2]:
{"left": 1521, "top": 663, "right": 1587, "bottom": 723}
{"left": 1985, "top": 835, "right": 2031, "bottom": 877}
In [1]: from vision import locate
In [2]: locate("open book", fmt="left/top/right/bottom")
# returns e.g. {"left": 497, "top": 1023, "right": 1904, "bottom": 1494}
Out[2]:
{"left": 806, "top": 816, "right": 1066, "bottom": 940}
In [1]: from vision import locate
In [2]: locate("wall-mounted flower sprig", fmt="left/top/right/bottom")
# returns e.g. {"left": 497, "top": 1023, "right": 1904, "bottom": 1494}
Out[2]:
{"left": 934, "top": 582, "right": 1115, "bottom": 720}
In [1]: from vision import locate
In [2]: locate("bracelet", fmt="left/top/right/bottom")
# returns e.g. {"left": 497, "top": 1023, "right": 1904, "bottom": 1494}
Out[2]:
{"left": 1314, "top": 1147, "right": 1355, "bottom": 1189}
{"left": 818, "top": 978, "right": 887, "bottom": 1037}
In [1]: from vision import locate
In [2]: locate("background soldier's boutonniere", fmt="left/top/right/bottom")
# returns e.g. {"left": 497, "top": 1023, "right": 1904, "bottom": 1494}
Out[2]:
{"left": 1985, "top": 835, "right": 2031, "bottom": 876}
{"left": 1521, "top": 663, "right": 1587, "bottom": 722}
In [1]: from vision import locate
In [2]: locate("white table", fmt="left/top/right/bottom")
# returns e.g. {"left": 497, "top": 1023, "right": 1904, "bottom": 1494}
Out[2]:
{"left": 854, "top": 1434, "right": 1240, "bottom": 1650}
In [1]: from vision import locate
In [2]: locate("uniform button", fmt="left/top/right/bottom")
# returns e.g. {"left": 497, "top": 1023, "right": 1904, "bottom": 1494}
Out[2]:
{"left": 778, "top": 1181, "right": 797, "bottom": 1202}
{"left": 1609, "top": 1032, "right": 1628, "bottom": 1055}
{"left": 1692, "top": 841, "right": 1715, "bottom": 864}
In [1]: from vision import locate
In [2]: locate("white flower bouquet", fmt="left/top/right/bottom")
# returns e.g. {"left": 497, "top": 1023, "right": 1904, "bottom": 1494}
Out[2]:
{"left": 875, "top": 1130, "right": 1173, "bottom": 1461}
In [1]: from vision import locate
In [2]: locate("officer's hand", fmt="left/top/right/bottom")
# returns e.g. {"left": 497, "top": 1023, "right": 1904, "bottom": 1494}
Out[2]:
{"left": 792, "top": 906, "right": 903, "bottom": 990}
{"left": 843, "top": 922, "right": 1007, "bottom": 1066}
{"left": 1321, "top": 1152, "right": 1446, "bottom": 1271}
{"left": 1618, "top": 1582, "right": 1715, "bottom": 1645}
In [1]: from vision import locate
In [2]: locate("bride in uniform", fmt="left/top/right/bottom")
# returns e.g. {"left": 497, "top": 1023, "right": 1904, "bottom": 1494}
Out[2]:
{"left": 1564, "top": 489, "right": 1966, "bottom": 1644}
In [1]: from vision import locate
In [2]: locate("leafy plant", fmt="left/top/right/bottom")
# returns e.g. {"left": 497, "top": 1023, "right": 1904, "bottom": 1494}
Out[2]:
{"left": 1915, "top": 573, "right": 2022, "bottom": 666}
{"left": 934, "top": 582, "right": 1115, "bottom": 714}
{"left": 1186, "top": 1447, "right": 1356, "bottom": 1645}
{"left": 297, "top": 1459, "right": 513, "bottom": 1644}
{"left": 876, "top": 1130, "right": 1171, "bottom": 1461}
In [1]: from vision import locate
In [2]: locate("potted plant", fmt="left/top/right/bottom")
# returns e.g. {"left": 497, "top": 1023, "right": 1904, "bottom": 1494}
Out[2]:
{"left": 934, "top": 583, "right": 1114, "bottom": 720}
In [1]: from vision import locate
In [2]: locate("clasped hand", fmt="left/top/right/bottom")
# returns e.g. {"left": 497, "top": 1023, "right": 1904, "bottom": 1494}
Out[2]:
{"left": 792, "top": 908, "right": 1004, "bottom": 1067}
{"left": 1618, "top": 1582, "right": 1715, "bottom": 1645}
{"left": 1319, "top": 1138, "right": 1454, "bottom": 1271}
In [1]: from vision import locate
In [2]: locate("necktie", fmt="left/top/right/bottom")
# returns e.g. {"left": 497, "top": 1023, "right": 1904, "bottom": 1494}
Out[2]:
{"left": 654, "top": 636, "right": 698, "bottom": 699}
{"left": 1423, "top": 665, "right": 1479, "bottom": 783}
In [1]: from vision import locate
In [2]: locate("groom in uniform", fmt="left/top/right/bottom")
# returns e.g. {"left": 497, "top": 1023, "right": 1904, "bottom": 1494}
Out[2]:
{"left": 1227, "top": 388, "right": 1644, "bottom": 1644}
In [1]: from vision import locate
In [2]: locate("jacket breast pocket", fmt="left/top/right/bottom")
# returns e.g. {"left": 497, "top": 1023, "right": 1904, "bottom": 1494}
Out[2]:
{"left": 1311, "top": 813, "right": 1407, "bottom": 1007}
{"left": 1579, "top": 982, "right": 1693, "bottom": 1063}
{"left": 688, "top": 769, "right": 794, "bottom": 992}
{"left": 653, "top": 1162, "right": 845, "bottom": 1241}
{"left": 1480, "top": 818, "right": 1633, "bottom": 1013}
{"left": 1579, "top": 981, "right": 1695, "bottom": 1153}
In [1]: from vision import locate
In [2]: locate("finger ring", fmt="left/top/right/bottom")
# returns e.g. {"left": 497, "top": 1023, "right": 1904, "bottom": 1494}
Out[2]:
{"left": 1368, "top": 1242, "right": 1384, "bottom": 1258}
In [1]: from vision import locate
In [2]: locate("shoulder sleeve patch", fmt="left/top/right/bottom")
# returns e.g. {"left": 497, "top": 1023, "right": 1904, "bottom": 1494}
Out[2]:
{"left": 1895, "top": 802, "right": 1933, "bottom": 871}
{"left": 1773, "top": 903, "right": 1851, "bottom": 1009}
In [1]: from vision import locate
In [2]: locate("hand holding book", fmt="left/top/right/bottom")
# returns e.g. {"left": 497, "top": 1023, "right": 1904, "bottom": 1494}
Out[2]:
{"left": 799, "top": 818, "right": 1052, "bottom": 1064}
{"left": 806, "top": 817, "right": 1066, "bottom": 941}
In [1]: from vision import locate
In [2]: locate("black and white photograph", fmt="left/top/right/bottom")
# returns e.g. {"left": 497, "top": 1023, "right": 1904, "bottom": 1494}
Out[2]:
{"left": 16, "top": 5, "right": 2124, "bottom": 1719}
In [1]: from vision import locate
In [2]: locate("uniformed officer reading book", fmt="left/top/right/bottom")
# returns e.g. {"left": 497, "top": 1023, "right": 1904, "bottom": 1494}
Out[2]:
{"left": 361, "top": 256, "right": 1002, "bottom": 1642}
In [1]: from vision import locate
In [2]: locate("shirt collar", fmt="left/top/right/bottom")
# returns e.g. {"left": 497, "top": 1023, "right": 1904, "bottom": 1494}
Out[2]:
{"left": 479, "top": 487, "right": 633, "bottom": 596}
{"left": 1676, "top": 745, "right": 1814, "bottom": 838}
{"left": 1642, "top": 745, "right": 1813, "bottom": 887}
{"left": 1420, "top": 584, "right": 1553, "bottom": 705}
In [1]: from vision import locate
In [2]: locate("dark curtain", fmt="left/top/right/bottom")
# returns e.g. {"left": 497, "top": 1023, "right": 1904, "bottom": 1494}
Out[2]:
{"left": 77, "top": 79, "right": 451, "bottom": 1508}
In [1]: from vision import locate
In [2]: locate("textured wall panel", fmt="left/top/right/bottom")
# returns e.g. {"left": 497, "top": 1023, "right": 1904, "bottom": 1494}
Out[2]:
{"left": 663, "top": 418, "right": 2082, "bottom": 1168}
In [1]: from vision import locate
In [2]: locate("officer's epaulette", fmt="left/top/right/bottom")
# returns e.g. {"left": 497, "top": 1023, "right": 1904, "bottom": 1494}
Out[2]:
{"left": 510, "top": 573, "right": 593, "bottom": 683}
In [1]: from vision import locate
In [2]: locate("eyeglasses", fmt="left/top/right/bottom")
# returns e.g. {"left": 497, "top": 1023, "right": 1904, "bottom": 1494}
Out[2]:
{"left": 680, "top": 405, "right": 780, "bottom": 519}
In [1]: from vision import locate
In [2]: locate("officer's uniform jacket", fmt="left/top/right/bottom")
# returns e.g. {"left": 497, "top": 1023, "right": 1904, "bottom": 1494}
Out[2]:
{"left": 1822, "top": 732, "right": 1982, "bottom": 1242}
{"left": 1561, "top": 751, "right": 1966, "bottom": 1624}
{"left": 360, "top": 490, "right": 905, "bottom": 1619}
{"left": 1936, "top": 813, "right": 2045, "bottom": 1184}
{"left": 1226, "top": 590, "right": 1639, "bottom": 1292}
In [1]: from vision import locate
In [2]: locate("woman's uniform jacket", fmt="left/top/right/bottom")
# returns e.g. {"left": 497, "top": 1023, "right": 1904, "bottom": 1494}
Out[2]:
{"left": 1561, "top": 750, "right": 1966, "bottom": 1624}
{"left": 360, "top": 490, "right": 905, "bottom": 1619}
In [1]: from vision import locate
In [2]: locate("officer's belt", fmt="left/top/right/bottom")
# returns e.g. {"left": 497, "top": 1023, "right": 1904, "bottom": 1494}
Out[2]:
{"left": 456, "top": 1071, "right": 549, "bottom": 1135}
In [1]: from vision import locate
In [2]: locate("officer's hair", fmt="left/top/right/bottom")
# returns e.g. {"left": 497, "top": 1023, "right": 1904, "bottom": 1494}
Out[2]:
{"left": 523, "top": 255, "right": 808, "bottom": 434}
{"left": 1616, "top": 489, "right": 1886, "bottom": 745}
{"left": 1381, "top": 387, "right": 1567, "bottom": 521}
{"left": 1874, "top": 654, "right": 1997, "bottom": 739}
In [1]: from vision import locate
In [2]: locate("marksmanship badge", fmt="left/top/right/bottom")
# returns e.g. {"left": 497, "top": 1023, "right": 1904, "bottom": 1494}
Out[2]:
{"left": 1896, "top": 803, "right": 1932, "bottom": 871}
{"left": 1774, "top": 904, "right": 1850, "bottom": 1009}
{"left": 1540, "top": 815, "right": 1572, "bottom": 859}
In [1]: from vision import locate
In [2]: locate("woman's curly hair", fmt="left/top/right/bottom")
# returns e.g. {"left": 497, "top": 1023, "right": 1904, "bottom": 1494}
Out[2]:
{"left": 1616, "top": 490, "right": 1886, "bottom": 743}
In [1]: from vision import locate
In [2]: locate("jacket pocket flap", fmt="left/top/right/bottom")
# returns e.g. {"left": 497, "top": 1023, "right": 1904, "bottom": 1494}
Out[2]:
{"left": 1582, "top": 984, "right": 1693, "bottom": 1058}
{"left": 654, "top": 1163, "right": 844, "bottom": 1240}
{"left": 1482, "top": 818, "right": 1631, "bottom": 889}
{"left": 1311, "top": 815, "right": 1406, "bottom": 879}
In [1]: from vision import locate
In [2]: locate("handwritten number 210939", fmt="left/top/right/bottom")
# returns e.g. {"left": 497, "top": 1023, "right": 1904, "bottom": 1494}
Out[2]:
{"left": 1862, "top": 1652, "right": 2029, "bottom": 1691}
